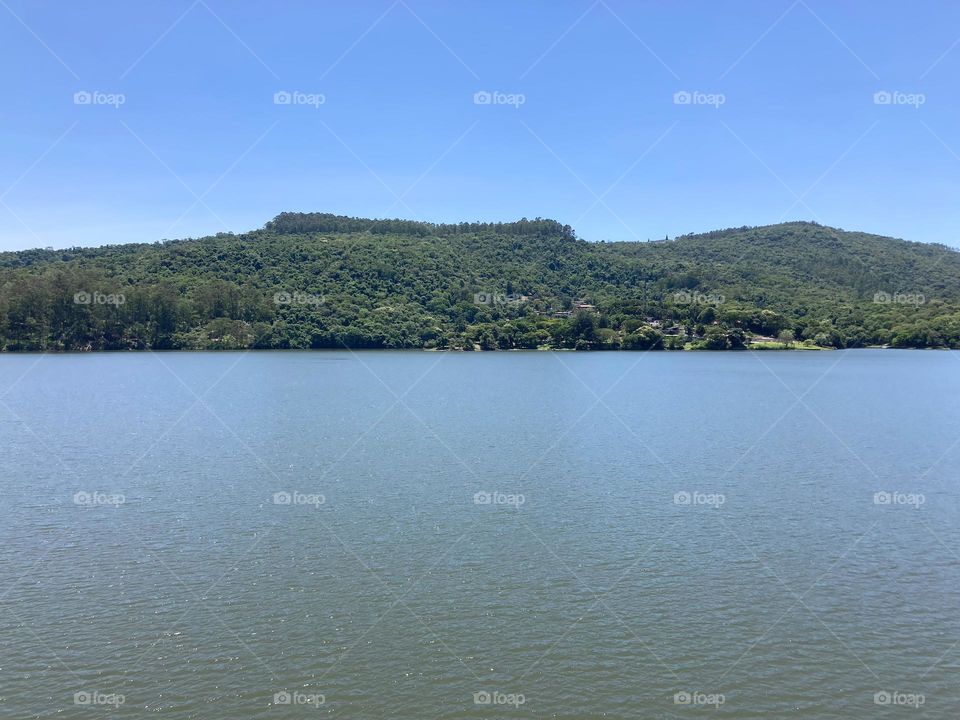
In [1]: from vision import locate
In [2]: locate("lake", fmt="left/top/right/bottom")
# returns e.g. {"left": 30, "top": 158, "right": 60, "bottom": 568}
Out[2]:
{"left": 1, "top": 350, "right": 958, "bottom": 718}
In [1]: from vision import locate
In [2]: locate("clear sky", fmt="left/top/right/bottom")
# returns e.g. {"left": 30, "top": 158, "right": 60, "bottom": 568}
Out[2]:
{"left": 2, "top": 0, "right": 959, "bottom": 251}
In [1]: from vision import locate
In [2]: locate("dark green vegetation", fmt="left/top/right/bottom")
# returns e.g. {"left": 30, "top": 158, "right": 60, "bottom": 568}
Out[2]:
{"left": 2, "top": 213, "right": 959, "bottom": 351}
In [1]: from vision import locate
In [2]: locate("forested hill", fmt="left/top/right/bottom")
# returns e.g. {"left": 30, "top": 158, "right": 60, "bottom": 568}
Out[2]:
{"left": 1, "top": 213, "right": 958, "bottom": 351}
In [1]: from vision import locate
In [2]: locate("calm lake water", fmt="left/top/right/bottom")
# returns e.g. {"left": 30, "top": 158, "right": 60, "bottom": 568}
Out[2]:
{"left": 1, "top": 350, "right": 959, "bottom": 718}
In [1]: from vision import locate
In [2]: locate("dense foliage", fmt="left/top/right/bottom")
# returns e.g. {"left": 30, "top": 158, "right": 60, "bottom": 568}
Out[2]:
{"left": 1, "top": 213, "right": 959, "bottom": 351}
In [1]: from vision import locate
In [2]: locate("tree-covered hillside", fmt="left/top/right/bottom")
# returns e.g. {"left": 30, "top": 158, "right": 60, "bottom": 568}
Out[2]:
{"left": 1, "top": 213, "right": 958, "bottom": 351}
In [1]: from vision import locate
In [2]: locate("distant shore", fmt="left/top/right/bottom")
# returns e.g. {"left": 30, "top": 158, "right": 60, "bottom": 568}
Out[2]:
{"left": 6, "top": 345, "right": 959, "bottom": 355}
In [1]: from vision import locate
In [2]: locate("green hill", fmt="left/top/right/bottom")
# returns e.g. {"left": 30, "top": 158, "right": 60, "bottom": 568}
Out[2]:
{"left": 1, "top": 213, "right": 958, "bottom": 351}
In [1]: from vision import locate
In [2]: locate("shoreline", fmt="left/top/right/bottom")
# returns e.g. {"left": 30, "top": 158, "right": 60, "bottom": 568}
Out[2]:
{"left": 2, "top": 346, "right": 957, "bottom": 356}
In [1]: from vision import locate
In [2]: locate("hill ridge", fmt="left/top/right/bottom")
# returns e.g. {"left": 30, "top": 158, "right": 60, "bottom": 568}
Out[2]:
{"left": 0, "top": 214, "right": 958, "bottom": 351}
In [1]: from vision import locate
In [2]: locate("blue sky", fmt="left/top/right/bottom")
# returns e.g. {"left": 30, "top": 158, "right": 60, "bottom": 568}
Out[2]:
{"left": 2, "top": 0, "right": 960, "bottom": 250}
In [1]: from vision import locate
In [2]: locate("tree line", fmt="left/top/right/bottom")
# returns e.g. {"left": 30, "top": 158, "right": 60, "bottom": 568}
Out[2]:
{"left": 1, "top": 214, "right": 958, "bottom": 351}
